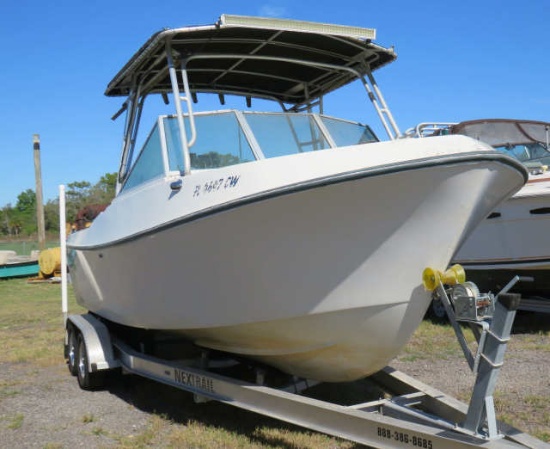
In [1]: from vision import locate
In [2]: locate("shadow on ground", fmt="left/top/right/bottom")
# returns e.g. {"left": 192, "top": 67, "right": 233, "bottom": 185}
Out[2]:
{"left": 103, "top": 372, "right": 371, "bottom": 449}
{"left": 512, "top": 310, "right": 550, "bottom": 333}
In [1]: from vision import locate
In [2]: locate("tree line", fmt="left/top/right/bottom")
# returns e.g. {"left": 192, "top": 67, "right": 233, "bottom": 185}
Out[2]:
{"left": 0, "top": 173, "right": 117, "bottom": 238}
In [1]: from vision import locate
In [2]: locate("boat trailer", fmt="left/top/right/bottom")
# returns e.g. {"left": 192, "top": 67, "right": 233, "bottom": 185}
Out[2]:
{"left": 63, "top": 265, "right": 548, "bottom": 449}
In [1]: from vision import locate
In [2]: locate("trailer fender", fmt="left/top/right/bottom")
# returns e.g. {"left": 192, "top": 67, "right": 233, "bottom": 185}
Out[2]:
{"left": 66, "top": 314, "right": 120, "bottom": 372}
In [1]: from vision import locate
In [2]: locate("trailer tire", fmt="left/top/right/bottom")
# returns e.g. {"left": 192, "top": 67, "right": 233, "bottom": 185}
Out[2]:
{"left": 76, "top": 333, "right": 105, "bottom": 390}
{"left": 428, "top": 298, "right": 448, "bottom": 322}
{"left": 66, "top": 326, "right": 78, "bottom": 376}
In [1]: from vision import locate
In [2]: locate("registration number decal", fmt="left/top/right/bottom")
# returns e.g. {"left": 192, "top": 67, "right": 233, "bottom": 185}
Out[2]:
{"left": 193, "top": 175, "right": 240, "bottom": 197}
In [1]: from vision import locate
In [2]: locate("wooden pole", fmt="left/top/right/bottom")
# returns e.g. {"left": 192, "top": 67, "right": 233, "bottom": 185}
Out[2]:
{"left": 33, "top": 134, "right": 46, "bottom": 251}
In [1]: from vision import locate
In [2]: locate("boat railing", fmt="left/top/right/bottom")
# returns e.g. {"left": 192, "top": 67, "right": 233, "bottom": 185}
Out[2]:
{"left": 402, "top": 122, "right": 457, "bottom": 138}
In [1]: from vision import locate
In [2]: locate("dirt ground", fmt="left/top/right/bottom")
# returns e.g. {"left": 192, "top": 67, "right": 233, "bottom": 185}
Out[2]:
{"left": 0, "top": 313, "right": 548, "bottom": 449}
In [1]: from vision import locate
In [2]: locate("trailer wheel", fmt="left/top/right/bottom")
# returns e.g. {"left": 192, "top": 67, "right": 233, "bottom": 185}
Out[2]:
{"left": 429, "top": 298, "right": 448, "bottom": 322}
{"left": 76, "top": 333, "right": 105, "bottom": 390}
{"left": 66, "top": 326, "right": 78, "bottom": 376}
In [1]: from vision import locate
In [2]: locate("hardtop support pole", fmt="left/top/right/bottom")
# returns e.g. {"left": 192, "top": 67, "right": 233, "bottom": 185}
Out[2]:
{"left": 361, "top": 72, "right": 400, "bottom": 140}
{"left": 116, "top": 84, "right": 145, "bottom": 193}
{"left": 165, "top": 41, "right": 192, "bottom": 175}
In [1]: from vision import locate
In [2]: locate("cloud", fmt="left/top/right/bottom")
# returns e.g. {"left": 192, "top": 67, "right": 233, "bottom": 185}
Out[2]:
{"left": 258, "top": 5, "right": 288, "bottom": 18}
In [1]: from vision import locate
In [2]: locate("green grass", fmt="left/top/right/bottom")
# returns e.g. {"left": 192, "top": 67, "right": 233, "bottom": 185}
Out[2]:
{"left": 397, "top": 319, "right": 476, "bottom": 361}
{"left": 0, "top": 379, "right": 21, "bottom": 403}
{"left": 494, "top": 393, "right": 550, "bottom": 439}
{"left": 0, "top": 278, "right": 84, "bottom": 366}
{"left": 6, "top": 413, "right": 24, "bottom": 430}
{"left": 401, "top": 314, "right": 550, "bottom": 361}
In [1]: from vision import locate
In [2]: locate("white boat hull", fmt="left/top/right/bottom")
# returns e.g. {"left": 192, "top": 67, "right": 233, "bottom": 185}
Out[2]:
{"left": 453, "top": 174, "right": 550, "bottom": 298}
{"left": 68, "top": 136, "right": 526, "bottom": 381}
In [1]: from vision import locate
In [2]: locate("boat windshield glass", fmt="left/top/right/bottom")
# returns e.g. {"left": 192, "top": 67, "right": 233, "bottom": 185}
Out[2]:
{"left": 163, "top": 112, "right": 256, "bottom": 171}
{"left": 494, "top": 142, "right": 550, "bottom": 166}
{"left": 120, "top": 110, "right": 379, "bottom": 192}
{"left": 320, "top": 116, "right": 378, "bottom": 146}
{"left": 121, "top": 123, "right": 165, "bottom": 192}
{"left": 244, "top": 112, "right": 330, "bottom": 158}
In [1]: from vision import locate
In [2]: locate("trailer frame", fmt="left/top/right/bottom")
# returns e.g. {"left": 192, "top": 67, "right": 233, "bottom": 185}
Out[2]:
{"left": 64, "top": 301, "right": 548, "bottom": 449}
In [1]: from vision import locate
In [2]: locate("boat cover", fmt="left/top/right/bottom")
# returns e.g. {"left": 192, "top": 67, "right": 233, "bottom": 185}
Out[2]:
{"left": 105, "top": 15, "right": 396, "bottom": 106}
{"left": 451, "top": 119, "right": 550, "bottom": 147}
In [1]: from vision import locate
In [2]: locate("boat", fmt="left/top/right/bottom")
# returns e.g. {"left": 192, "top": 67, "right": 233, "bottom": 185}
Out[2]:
{"left": 66, "top": 15, "right": 528, "bottom": 382}
{"left": 410, "top": 119, "right": 550, "bottom": 313}
{"left": 0, "top": 250, "right": 39, "bottom": 279}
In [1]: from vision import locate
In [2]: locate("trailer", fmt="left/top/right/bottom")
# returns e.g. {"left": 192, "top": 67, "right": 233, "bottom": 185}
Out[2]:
{"left": 428, "top": 276, "right": 550, "bottom": 320}
{"left": 62, "top": 267, "right": 549, "bottom": 449}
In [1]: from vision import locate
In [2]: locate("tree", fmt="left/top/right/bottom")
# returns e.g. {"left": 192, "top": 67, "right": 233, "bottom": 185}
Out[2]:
{"left": 14, "top": 189, "right": 37, "bottom": 235}
{"left": 0, "top": 173, "right": 117, "bottom": 238}
{"left": 16, "top": 189, "right": 36, "bottom": 212}
{"left": 44, "top": 200, "right": 60, "bottom": 234}
{"left": 88, "top": 172, "right": 117, "bottom": 205}
{"left": 0, "top": 205, "right": 13, "bottom": 236}
{"left": 65, "top": 181, "right": 92, "bottom": 223}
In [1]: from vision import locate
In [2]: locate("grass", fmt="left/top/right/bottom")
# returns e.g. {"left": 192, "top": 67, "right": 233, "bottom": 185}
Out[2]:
{"left": 112, "top": 415, "right": 358, "bottom": 449}
{"left": 0, "top": 278, "right": 84, "bottom": 367}
{"left": 494, "top": 392, "right": 550, "bottom": 438}
{"left": 6, "top": 413, "right": 24, "bottom": 430}
{"left": 0, "top": 277, "right": 548, "bottom": 446}
{"left": 401, "top": 314, "right": 550, "bottom": 361}
{"left": 112, "top": 414, "right": 167, "bottom": 449}
{"left": 397, "top": 319, "right": 475, "bottom": 361}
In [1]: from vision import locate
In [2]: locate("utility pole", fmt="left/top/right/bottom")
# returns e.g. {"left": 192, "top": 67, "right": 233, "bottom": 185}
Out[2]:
{"left": 33, "top": 134, "right": 46, "bottom": 251}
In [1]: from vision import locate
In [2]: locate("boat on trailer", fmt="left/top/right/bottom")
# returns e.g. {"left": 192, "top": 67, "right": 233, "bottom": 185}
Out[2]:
{"left": 66, "top": 15, "right": 528, "bottom": 383}
{"left": 409, "top": 119, "right": 550, "bottom": 314}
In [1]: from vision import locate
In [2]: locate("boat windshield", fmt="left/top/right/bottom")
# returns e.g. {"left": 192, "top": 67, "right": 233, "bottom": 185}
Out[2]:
{"left": 120, "top": 110, "right": 377, "bottom": 192}
{"left": 493, "top": 142, "right": 550, "bottom": 167}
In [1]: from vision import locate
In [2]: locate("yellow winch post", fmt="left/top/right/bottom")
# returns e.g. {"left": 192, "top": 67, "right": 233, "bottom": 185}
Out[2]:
{"left": 422, "top": 264, "right": 466, "bottom": 291}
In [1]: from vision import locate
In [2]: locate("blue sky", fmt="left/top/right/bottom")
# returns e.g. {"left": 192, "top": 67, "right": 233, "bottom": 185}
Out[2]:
{"left": 1, "top": 0, "right": 548, "bottom": 207}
